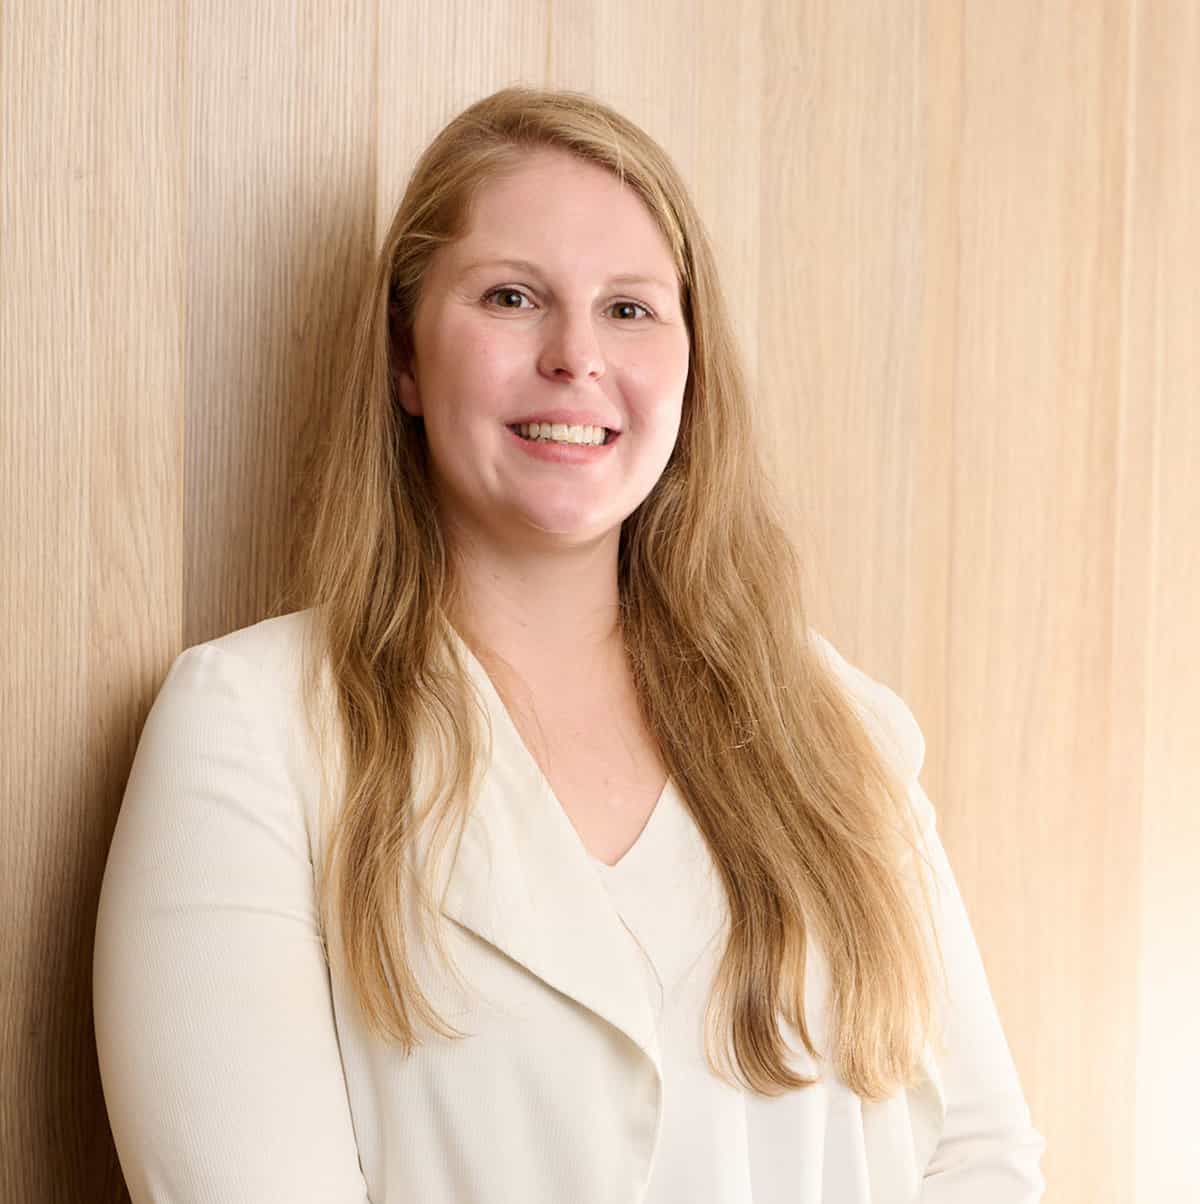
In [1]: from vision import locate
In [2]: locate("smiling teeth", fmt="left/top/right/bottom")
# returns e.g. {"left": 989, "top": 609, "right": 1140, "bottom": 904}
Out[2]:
{"left": 517, "top": 422, "right": 607, "bottom": 445}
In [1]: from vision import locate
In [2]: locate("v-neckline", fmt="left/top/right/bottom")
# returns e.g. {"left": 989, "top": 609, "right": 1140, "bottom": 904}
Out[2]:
{"left": 449, "top": 624, "right": 673, "bottom": 874}
{"left": 587, "top": 776, "right": 673, "bottom": 873}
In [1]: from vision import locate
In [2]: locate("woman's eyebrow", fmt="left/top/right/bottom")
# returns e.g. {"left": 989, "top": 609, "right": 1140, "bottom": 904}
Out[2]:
{"left": 458, "top": 257, "right": 675, "bottom": 293}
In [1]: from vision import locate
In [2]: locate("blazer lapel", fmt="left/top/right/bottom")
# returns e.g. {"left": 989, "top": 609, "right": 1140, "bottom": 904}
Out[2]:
{"left": 409, "top": 626, "right": 947, "bottom": 1177}
{"left": 423, "top": 630, "right": 665, "bottom": 1084}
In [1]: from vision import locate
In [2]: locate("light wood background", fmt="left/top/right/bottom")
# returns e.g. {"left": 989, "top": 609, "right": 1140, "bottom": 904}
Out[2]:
{"left": 2, "top": 3, "right": 1195, "bottom": 1201}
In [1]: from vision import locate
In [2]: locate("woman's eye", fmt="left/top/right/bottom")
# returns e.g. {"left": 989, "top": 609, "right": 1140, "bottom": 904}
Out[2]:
{"left": 484, "top": 287, "right": 533, "bottom": 310}
{"left": 482, "top": 287, "right": 652, "bottom": 321}
{"left": 609, "top": 300, "right": 651, "bottom": 321}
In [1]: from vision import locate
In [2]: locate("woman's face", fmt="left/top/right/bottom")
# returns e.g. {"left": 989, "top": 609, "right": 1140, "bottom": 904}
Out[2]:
{"left": 395, "top": 148, "right": 691, "bottom": 554}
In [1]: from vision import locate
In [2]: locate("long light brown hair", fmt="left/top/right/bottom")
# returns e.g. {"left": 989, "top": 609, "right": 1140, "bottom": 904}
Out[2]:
{"left": 287, "top": 85, "right": 947, "bottom": 1102}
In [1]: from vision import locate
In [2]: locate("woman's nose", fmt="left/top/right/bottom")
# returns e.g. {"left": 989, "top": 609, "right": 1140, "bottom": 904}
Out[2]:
{"left": 537, "top": 310, "right": 605, "bottom": 382}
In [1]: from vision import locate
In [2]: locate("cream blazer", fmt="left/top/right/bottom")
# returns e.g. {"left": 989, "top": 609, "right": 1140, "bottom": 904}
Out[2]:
{"left": 93, "top": 610, "right": 1046, "bottom": 1202}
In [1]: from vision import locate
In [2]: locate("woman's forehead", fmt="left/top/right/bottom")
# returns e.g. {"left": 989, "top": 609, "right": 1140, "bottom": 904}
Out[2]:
{"left": 400, "top": 146, "right": 686, "bottom": 311}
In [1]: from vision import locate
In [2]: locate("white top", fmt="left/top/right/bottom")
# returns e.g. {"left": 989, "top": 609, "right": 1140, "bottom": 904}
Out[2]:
{"left": 93, "top": 610, "right": 1046, "bottom": 1203}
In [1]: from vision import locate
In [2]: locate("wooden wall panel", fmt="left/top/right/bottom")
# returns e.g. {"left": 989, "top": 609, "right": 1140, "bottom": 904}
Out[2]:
{"left": 375, "top": 0, "right": 546, "bottom": 248}
{"left": 758, "top": 1, "right": 929, "bottom": 684}
{"left": 1127, "top": 4, "right": 1199, "bottom": 1199}
{"left": 942, "top": 8, "right": 1136, "bottom": 1202}
{"left": 0, "top": 3, "right": 185, "bottom": 1199}
{"left": 185, "top": 0, "right": 377, "bottom": 644}
{"left": 1, "top": 2, "right": 1195, "bottom": 1201}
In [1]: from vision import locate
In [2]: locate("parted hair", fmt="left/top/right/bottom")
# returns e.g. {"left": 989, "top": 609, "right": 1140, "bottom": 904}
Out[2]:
{"left": 288, "top": 84, "right": 947, "bottom": 1102}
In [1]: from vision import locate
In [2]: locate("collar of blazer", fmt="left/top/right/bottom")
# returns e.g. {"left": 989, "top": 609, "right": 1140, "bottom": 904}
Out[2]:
{"left": 413, "top": 625, "right": 691, "bottom": 1086}
{"left": 399, "top": 623, "right": 945, "bottom": 1169}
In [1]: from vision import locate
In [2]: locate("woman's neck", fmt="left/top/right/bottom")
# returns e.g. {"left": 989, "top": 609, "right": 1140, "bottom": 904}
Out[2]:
{"left": 446, "top": 525, "right": 626, "bottom": 687}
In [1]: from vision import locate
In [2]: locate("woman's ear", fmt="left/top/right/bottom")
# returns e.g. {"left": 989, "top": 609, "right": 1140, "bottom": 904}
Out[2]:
{"left": 394, "top": 361, "right": 423, "bottom": 417}
{"left": 389, "top": 301, "right": 423, "bottom": 417}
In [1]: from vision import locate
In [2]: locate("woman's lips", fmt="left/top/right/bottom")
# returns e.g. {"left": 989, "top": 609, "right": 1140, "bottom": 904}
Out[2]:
{"left": 505, "top": 424, "right": 619, "bottom": 462}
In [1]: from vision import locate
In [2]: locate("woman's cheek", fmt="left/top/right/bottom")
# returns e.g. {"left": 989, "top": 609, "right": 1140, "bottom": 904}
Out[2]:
{"left": 466, "top": 336, "right": 526, "bottom": 402}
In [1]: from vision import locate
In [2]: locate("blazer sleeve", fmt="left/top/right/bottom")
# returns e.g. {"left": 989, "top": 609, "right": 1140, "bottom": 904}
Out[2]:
{"left": 810, "top": 631, "right": 1047, "bottom": 1201}
{"left": 93, "top": 641, "right": 372, "bottom": 1204}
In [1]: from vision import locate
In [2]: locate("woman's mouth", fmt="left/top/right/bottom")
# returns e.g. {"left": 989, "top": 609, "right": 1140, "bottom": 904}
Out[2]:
{"left": 508, "top": 421, "right": 618, "bottom": 446}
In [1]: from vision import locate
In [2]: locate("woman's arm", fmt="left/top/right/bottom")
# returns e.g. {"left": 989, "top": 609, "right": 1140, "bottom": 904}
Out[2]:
{"left": 93, "top": 642, "right": 372, "bottom": 1203}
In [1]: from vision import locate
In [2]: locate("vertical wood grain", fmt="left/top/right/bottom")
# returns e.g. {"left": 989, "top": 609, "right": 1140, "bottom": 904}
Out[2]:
{"left": 375, "top": 0, "right": 546, "bottom": 249}
{"left": 946, "top": 8, "right": 1137, "bottom": 1199}
{"left": 759, "top": 2, "right": 929, "bottom": 672}
{"left": 0, "top": 3, "right": 185, "bottom": 1200}
{"left": 185, "top": 0, "right": 377, "bottom": 644}
{"left": 910, "top": 0, "right": 961, "bottom": 804}
{"left": 1125, "top": 3, "right": 1200, "bottom": 1199}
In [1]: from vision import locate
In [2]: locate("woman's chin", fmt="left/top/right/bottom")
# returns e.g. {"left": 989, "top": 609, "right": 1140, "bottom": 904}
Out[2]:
{"left": 519, "top": 511, "right": 621, "bottom": 547}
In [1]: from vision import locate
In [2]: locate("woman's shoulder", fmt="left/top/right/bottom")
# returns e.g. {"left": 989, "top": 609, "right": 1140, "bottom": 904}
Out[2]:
{"left": 155, "top": 609, "right": 318, "bottom": 717}
{"left": 198, "top": 608, "right": 316, "bottom": 684}
{"left": 118, "top": 608, "right": 331, "bottom": 875}
{"left": 148, "top": 609, "right": 326, "bottom": 777}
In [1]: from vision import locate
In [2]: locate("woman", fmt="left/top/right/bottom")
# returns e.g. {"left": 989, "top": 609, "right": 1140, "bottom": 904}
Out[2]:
{"left": 93, "top": 86, "right": 1046, "bottom": 1202}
